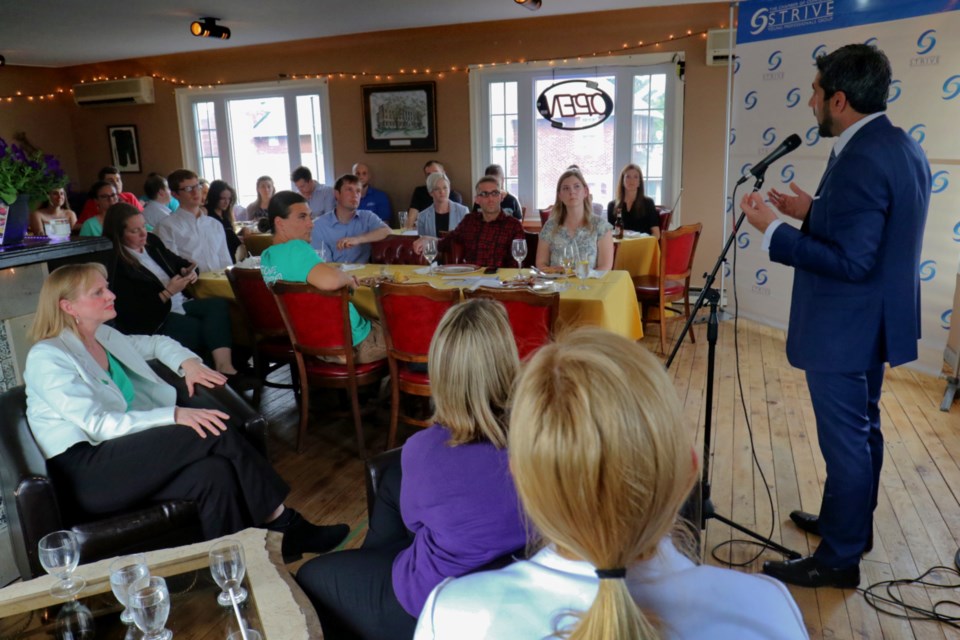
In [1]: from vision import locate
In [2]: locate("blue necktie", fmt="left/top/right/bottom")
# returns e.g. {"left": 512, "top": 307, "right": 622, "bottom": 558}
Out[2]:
{"left": 805, "top": 149, "right": 838, "bottom": 233}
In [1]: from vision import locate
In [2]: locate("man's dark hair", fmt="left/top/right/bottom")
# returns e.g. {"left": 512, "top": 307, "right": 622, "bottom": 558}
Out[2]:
{"left": 484, "top": 164, "right": 504, "bottom": 177}
{"left": 98, "top": 166, "right": 120, "bottom": 180}
{"left": 261, "top": 190, "right": 307, "bottom": 233}
{"left": 143, "top": 174, "right": 167, "bottom": 200}
{"left": 334, "top": 174, "right": 360, "bottom": 192}
{"left": 167, "top": 169, "right": 198, "bottom": 193}
{"left": 88, "top": 180, "right": 113, "bottom": 199}
{"left": 816, "top": 44, "right": 891, "bottom": 115}
{"left": 291, "top": 166, "right": 313, "bottom": 183}
{"left": 423, "top": 160, "right": 442, "bottom": 171}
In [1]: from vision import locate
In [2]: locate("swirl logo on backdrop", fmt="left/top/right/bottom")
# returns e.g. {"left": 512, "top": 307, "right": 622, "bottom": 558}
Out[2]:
{"left": 887, "top": 80, "right": 901, "bottom": 104}
{"left": 737, "top": 232, "right": 750, "bottom": 249}
{"left": 919, "top": 260, "right": 936, "bottom": 282}
{"left": 780, "top": 164, "right": 795, "bottom": 183}
{"left": 726, "top": 197, "right": 733, "bottom": 214}
{"left": 931, "top": 171, "right": 949, "bottom": 194}
{"left": 762, "top": 127, "right": 777, "bottom": 147}
{"left": 786, "top": 87, "right": 801, "bottom": 108}
{"left": 805, "top": 126, "right": 820, "bottom": 146}
{"left": 943, "top": 75, "right": 960, "bottom": 101}
{"left": 755, "top": 269, "right": 769, "bottom": 286}
{"left": 740, "top": 163, "right": 755, "bottom": 180}
{"left": 723, "top": 263, "right": 732, "bottom": 279}
{"left": 908, "top": 124, "right": 926, "bottom": 145}
{"left": 730, "top": 128, "right": 736, "bottom": 146}
{"left": 942, "top": 309, "right": 953, "bottom": 331}
{"left": 768, "top": 51, "right": 783, "bottom": 71}
{"left": 864, "top": 37, "right": 879, "bottom": 47}
{"left": 811, "top": 44, "right": 827, "bottom": 63}
{"left": 734, "top": 57, "right": 741, "bottom": 74}
{"left": 953, "top": 221, "right": 960, "bottom": 242}
{"left": 911, "top": 29, "right": 940, "bottom": 67}
{"left": 745, "top": 91, "right": 758, "bottom": 110}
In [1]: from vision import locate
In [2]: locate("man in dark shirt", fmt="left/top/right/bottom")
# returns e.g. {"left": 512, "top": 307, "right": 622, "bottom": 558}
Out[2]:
{"left": 415, "top": 176, "right": 523, "bottom": 268}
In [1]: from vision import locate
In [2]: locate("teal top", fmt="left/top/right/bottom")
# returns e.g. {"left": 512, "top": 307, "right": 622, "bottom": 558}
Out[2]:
{"left": 261, "top": 239, "right": 370, "bottom": 346}
{"left": 106, "top": 351, "right": 136, "bottom": 410}
{"left": 79, "top": 216, "right": 102, "bottom": 237}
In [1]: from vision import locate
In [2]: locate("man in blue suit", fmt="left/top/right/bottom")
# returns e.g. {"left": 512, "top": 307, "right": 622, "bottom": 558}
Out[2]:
{"left": 741, "top": 44, "right": 931, "bottom": 588}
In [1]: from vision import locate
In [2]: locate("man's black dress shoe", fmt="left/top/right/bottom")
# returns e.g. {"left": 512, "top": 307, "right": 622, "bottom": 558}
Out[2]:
{"left": 789, "top": 510, "right": 873, "bottom": 553}
{"left": 762, "top": 555, "right": 860, "bottom": 589}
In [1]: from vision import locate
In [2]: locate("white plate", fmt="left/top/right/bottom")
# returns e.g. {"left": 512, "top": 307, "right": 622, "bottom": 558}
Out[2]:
{"left": 338, "top": 264, "right": 364, "bottom": 272}
{"left": 433, "top": 264, "right": 481, "bottom": 275}
{"left": 622, "top": 231, "right": 650, "bottom": 238}
{"left": 535, "top": 270, "right": 568, "bottom": 279}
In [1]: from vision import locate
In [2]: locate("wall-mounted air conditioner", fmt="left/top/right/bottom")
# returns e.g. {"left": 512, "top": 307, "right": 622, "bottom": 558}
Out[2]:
{"left": 73, "top": 77, "right": 155, "bottom": 107}
{"left": 706, "top": 29, "right": 736, "bottom": 67}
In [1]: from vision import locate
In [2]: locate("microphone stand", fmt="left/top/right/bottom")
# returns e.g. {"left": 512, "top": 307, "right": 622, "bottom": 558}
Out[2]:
{"left": 668, "top": 174, "right": 800, "bottom": 561}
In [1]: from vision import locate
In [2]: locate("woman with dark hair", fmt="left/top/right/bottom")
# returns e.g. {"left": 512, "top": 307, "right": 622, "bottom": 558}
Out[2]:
{"left": 608, "top": 163, "right": 660, "bottom": 238}
{"left": 79, "top": 181, "right": 118, "bottom": 237}
{"left": 102, "top": 202, "right": 249, "bottom": 386}
{"left": 205, "top": 179, "right": 243, "bottom": 263}
{"left": 245, "top": 176, "right": 275, "bottom": 221}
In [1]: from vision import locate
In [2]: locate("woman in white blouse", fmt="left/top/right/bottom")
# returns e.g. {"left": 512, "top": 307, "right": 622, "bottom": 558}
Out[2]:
{"left": 535, "top": 169, "right": 614, "bottom": 271}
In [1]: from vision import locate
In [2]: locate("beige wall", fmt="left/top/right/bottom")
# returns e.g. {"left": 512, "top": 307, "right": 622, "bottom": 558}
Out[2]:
{"left": 0, "top": 3, "right": 732, "bottom": 276}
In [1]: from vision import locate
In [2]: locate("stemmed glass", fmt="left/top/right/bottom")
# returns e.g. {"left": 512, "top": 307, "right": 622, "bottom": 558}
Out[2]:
{"left": 422, "top": 237, "right": 438, "bottom": 274}
{"left": 511, "top": 238, "right": 527, "bottom": 279}
{"left": 38, "top": 530, "right": 85, "bottom": 598}
{"left": 129, "top": 576, "right": 173, "bottom": 640}
{"left": 574, "top": 245, "right": 590, "bottom": 290}
{"left": 398, "top": 211, "right": 409, "bottom": 230}
{"left": 56, "top": 600, "right": 95, "bottom": 640}
{"left": 560, "top": 244, "right": 575, "bottom": 277}
{"left": 110, "top": 553, "right": 149, "bottom": 625}
{"left": 209, "top": 539, "right": 248, "bottom": 607}
{"left": 316, "top": 243, "right": 330, "bottom": 263}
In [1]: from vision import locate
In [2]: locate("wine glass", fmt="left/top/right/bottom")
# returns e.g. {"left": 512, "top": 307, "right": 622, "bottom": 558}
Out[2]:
{"left": 422, "top": 237, "right": 438, "bottom": 274}
{"left": 227, "top": 629, "right": 263, "bottom": 640}
{"left": 560, "top": 244, "right": 575, "bottom": 277}
{"left": 316, "top": 243, "right": 330, "bottom": 263}
{"left": 129, "top": 576, "right": 173, "bottom": 640}
{"left": 511, "top": 238, "right": 527, "bottom": 279}
{"left": 110, "top": 554, "right": 149, "bottom": 625}
{"left": 56, "top": 601, "right": 95, "bottom": 640}
{"left": 38, "top": 530, "right": 85, "bottom": 598}
{"left": 576, "top": 258, "right": 591, "bottom": 290}
{"left": 209, "top": 539, "right": 248, "bottom": 607}
{"left": 398, "top": 211, "right": 408, "bottom": 230}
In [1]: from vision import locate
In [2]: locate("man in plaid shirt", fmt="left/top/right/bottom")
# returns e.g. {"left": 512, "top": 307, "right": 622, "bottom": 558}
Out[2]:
{"left": 416, "top": 176, "right": 524, "bottom": 268}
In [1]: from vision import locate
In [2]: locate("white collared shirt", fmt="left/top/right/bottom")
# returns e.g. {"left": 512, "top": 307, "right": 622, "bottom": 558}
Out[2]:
{"left": 154, "top": 208, "right": 231, "bottom": 273}
{"left": 124, "top": 246, "right": 186, "bottom": 314}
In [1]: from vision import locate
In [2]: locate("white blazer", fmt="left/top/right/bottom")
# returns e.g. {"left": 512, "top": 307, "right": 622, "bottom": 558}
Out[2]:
{"left": 416, "top": 201, "right": 470, "bottom": 238}
{"left": 24, "top": 325, "right": 199, "bottom": 459}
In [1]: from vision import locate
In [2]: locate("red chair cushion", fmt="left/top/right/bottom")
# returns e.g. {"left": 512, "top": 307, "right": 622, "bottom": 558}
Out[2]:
{"left": 380, "top": 295, "right": 457, "bottom": 355}
{"left": 303, "top": 357, "right": 387, "bottom": 379}
{"left": 397, "top": 366, "right": 430, "bottom": 385}
{"left": 500, "top": 300, "right": 552, "bottom": 360}
{"left": 279, "top": 290, "right": 349, "bottom": 350}
{"left": 634, "top": 276, "right": 686, "bottom": 298}
{"left": 231, "top": 271, "right": 286, "bottom": 333}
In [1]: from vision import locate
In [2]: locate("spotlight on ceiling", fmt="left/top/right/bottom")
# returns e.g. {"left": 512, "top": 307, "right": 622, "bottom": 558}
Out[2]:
{"left": 514, "top": 0, "right": 541, "bottom": 10}
{"left": 190, "top": 17, "right": 231, "bottom": 40}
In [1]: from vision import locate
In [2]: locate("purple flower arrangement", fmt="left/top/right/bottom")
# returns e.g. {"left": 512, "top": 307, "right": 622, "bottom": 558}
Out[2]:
{"left": 0, "top": 138, "right": 69, "bottom": 205}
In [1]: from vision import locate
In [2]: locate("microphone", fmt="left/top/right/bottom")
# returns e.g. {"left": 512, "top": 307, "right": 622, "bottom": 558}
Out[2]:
{"left": 737, "top": 133, "right": 802, "bottom": 185}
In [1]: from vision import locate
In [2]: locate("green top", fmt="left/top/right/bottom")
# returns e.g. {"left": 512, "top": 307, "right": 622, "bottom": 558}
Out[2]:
{"left": 106, "top": 351, "right": 136, "bottom": 410}
{"left": 261, "top": 239, "right": 370, "bottom": 346}
{"left": 79, "top": 216, "right": 102, "bottom": 237}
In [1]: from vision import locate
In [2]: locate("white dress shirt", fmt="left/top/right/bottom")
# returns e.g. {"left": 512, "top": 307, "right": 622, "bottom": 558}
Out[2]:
{"left": 154, "top": 208, "right": 232, "bottom": 273}
{"left": 141, "top": 200, "right": 171, "bottom": 228}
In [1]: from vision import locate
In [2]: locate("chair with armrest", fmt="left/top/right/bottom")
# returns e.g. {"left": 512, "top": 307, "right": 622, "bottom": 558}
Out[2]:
{"left": 0, "top": 362, "right": 267, "bottom": 581}
{"left": 656, "top": 206, "right": 673, "bottom": 233}
{"left": 374, "top": 282, "right": 461, "bottom": 450}
{"left": 272, "top": 282, "right": 387, "bottom": 457}
{"left": 522, "top": 231, "right": 538, "bottom": 268}
{"left": 463, "top": 287, "right": 559, "bottom": 360}
{"left": 633, "top": 223, "right": 702, "bottom": 354}
{"left": 226, "top": 266, "right": 297, "bottom": 406}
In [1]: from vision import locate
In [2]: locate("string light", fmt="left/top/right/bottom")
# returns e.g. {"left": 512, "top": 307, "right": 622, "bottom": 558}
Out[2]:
{"left": 0, "top": 28, "right": 709, "bottom": 103}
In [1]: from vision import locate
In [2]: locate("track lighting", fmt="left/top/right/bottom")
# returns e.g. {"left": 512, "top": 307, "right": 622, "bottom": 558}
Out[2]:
{"left": 190, "top": 17, "right": 231, "bottom": 40}
{"left": 514, "top": 0, "right": 541, "bottom": 11}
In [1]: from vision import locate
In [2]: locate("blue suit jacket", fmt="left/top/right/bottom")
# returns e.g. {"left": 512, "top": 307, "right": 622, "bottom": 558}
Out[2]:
{"left": 769, "top": 115, "right": 931, "bottom": 373}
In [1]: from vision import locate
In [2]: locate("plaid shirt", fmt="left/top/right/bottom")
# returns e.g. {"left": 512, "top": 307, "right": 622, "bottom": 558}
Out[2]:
{"left": 439, "top": 211, "right": 524, "bottom": 268}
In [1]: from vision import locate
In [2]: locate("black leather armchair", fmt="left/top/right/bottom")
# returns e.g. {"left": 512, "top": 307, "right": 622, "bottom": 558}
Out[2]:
{"left": 0, "top": 361, "right": 268, "bottom": 581}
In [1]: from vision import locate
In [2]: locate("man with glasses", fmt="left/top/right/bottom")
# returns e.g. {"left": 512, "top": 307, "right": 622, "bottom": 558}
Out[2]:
{"left": 414, "top": 176, "right": 523, "bottom": 268}
{"left": 155, "top": 169, "right": 232, "bottom": 273}
{"left": 77, "top": 166, "right": 143, "bottom": 225}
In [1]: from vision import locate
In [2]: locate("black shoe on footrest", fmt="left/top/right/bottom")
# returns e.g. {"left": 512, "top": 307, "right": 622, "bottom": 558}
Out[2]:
{"left": 762, "top": 555, "right": 860, "bottom": 589}
{"left": 788, "top": 510, "right": 873, "bottom": 554}
{"left": 280, "top": 515, "right": 349, "bottom": 562}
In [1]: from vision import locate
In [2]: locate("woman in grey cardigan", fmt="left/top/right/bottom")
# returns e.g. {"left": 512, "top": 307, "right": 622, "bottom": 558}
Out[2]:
{"left": 416, "top": 172, "right": 469, "bottom": 237}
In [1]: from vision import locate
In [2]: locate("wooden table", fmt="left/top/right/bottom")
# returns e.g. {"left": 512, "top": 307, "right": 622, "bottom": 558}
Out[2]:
{"left": 0, "top": 528, "right": 321, "bottom": 639}
{"left": 194, "top": 265, "right": 644, "bottom": 341}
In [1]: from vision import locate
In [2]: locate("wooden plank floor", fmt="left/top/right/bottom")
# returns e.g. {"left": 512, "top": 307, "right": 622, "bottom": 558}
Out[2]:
{"left": 258, "top": 317, "right": 960, "bottom": 639}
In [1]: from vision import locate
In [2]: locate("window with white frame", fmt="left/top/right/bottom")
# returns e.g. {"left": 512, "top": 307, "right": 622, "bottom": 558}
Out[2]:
{"left": 470, "top": 55, "right": 683, "bottom": 219}
{"left": 176, "top": 80, "right": 333, "bottom": 209}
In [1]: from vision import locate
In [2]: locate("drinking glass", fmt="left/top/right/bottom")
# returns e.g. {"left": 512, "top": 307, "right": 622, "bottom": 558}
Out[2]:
{"left": 560, "top": 244, "right": 575, "bottom": 277}
{"left": 576, "top": 259, "right": 591, "bottom": 290}
{"left": 209, "top": 540, "right": 248, "bottom": 607}
{"left": 316, "top": 243, "right": 330, "bottom": 263}
{"left": 511, "top": 238, "right": 528, "bottom": 279}
{"left": 110, "top": 553, "right": 149, "bottom": 625}
{"left": 422, "top": 237, "right": 438, "bottom": 273}
{"left": 56, "top": 601, "right": 95, "bottom": 640}
{"left": 129, "top": 576, "right": 173, "bottom": 640}
{"left": 38, "top": 530, "right": 85, "bottom": 598}
{"left": 398, "top": 211, "right": 409, "bottom": 229}
{"left": 227, "top": 629, "right": 263, "bottom": 640}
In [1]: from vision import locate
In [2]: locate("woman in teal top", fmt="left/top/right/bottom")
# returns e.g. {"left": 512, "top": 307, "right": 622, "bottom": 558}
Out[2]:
{"left": 260, "top": 191, "right": 386, "bottom": 363}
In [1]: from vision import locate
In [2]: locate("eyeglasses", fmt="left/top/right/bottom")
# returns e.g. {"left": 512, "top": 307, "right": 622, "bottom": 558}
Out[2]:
{"left": 97, "top": 193, "right": 119, "bottom": 200}
{"left": 178, "top": 184, "right": 201, "bottom": 193}
{"left": 476, "top": 190, "right": 501, "bottom": 198}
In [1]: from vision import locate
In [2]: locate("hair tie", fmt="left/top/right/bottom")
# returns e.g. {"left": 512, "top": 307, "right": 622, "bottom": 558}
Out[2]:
{"left": 595, "top": 567, "right": 627, "bottom": 580}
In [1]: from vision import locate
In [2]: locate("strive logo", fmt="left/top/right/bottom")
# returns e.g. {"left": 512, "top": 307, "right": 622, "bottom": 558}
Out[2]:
{"left": 749, "top": 1, "right": 836, "bottom": 36}
{"left": 786, "top": 87, "right": 801, "bottom": 108}
{"left": 887, "top": 80, "right": 901, "bottom": 104}
{"left": 911, "top": 29, "right": 939, "bottom": 67}
{"left": 931, "top": 171, "right": 949, "bottom": 194}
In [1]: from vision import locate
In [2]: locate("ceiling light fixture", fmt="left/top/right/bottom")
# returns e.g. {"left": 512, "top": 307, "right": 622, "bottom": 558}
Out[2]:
{"left": 514, "top": 0, "right": 541, "bottom": 11}
{"left": 190, "top": 17, "right": 231, "bottom": 40}
{"left": 0, "top": 54, "right": 5, "bottom": 67}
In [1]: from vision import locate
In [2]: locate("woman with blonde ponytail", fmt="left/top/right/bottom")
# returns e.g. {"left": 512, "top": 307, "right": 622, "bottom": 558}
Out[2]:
{"left": 415, "top": 328, "right": 808, "bottom": 640}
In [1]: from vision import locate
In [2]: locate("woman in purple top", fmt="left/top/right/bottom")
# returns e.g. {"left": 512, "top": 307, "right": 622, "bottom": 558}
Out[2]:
{"left": 296, "top": 298, "right": 526, "bottom": 640}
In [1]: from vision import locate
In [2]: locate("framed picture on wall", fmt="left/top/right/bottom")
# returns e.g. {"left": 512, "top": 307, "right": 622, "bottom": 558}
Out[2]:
{"left": 362, "top": 82, "right": 437, "bottom": 152}
{"left": 107, "top": 125, "right": 141, "bottom": 173}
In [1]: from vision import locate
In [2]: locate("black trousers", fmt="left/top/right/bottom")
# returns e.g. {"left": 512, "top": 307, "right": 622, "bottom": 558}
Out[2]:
{"left": 296, "top": 459, "right": 417, "bottom": 640}
{"left": 48, "top": 423, "right": 289, "bottom": 540}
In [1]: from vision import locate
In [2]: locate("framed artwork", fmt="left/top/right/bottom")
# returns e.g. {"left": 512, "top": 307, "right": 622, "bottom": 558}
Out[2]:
{"left": 362, "top": 82, "right": 437, "bottom": 152}
{"left": 107, "top": 125, "right": 141, "bottom": 173}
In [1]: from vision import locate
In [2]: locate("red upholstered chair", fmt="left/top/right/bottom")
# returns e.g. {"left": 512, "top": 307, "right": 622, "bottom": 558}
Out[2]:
{"left": 539, "top": 208, "right": 552, "bottom": 225}
{"left": 656, "top": 206, "right": 673, "bottom": 233}
{"left": 272, "top": 282, "right": 387, "bottom": 457}
{"left": 374, "top": 282, "right": 461, "bottom": 449}
{"left": 226, "top": 267, "right": 296, "bottom": 406}
{"left": 463, "top": 287, "right": 559, "bottom": 360}
{"left": 633, "top": 223, "right": 702, "bottom": 354}
{"left": 522, "top": 231, "right": 538, "bottom": 268}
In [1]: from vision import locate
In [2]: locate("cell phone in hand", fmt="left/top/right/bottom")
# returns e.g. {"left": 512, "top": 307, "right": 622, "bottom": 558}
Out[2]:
{"left": 182, "top": 262, "right": 198, "bottom": 275}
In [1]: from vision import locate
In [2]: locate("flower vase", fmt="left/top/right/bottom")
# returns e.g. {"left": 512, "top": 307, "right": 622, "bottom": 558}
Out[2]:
{"left": 0, "top": 194, "right": 30, "bottom": 246}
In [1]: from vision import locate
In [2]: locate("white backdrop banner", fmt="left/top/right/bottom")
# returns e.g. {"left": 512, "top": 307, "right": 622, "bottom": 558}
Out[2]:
{"left": 728, "top": 0, "right": 960, "bottom": 374}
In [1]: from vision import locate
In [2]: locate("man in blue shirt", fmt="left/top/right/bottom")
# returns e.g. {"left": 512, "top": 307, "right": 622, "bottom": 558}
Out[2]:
{"left": 292, "top": 166, "right": 336, "bottom": 219}
{"left": 311, "top": 174, "right": 391, "bottom": 263}
{"left": 353, "top": 162, "right": 393, "bottom": 225}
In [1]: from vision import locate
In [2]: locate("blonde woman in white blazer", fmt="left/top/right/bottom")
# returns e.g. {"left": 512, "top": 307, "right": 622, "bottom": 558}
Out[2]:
{"left": 24, "top": 263, "right": 350, "bottom": 559}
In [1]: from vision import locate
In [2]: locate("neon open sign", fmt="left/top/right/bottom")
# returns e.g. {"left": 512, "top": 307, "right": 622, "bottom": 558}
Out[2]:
{"left": 536, "top": 79, "right": 614, "bottom": 130}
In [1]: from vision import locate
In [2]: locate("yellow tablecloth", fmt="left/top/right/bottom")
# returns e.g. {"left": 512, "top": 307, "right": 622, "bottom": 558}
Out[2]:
{"left": 193, "top": 265, "right": 643, "bottom": 341}
{"left": 613, "top": 235, "right": 659, "bottom": 278}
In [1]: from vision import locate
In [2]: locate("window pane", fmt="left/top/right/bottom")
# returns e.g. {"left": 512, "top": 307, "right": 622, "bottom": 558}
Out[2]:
{"left": 490, "top": 83, "right": 505, "bottom": 115}
{"left": 193, "top": 101, "right": 221, "bottom": 180}
{"left": 297, "top": 95, "right": 327, "bottom": 184}
{"left": 492, "top": 116, "right": 506, "bottom": 147}
{"left": 505, "top": 82, "right": 517, "bottom": 113}
{"left": 632, "top": 73, "right": 666, "bottom": 205}
{"left": 227, "top": 96, "right": 288, "bottom": 206}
